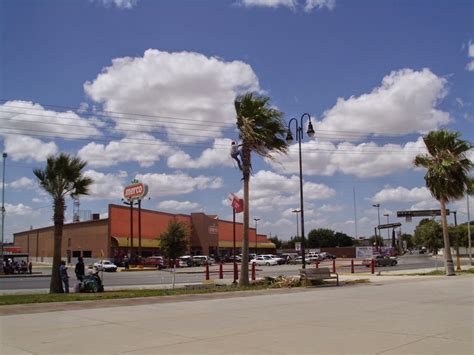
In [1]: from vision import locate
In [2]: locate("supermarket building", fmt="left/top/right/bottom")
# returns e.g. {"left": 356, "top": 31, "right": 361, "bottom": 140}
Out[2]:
{"left": 13, "top": 204, "right": 275, "bottom": 263}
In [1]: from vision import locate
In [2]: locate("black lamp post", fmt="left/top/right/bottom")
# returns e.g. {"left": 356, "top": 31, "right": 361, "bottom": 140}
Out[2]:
{"left": 286, "top": 113, "right": 315, "bottom": 269}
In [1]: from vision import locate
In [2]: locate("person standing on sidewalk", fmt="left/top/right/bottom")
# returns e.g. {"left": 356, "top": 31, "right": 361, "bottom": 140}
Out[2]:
{"left": 74, "top": 257, "right": 85, "bottom": 281}
{"left": 59, "top": 260, "right": 70, "bottom": 293}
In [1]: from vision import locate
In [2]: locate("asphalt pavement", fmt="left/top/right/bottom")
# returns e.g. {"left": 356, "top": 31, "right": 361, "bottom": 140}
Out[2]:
{"left": 1, "top": 273, "right": 472, "bottom": 354}
{"left": 2, "top": 254, "right": 470, "bottom": 294}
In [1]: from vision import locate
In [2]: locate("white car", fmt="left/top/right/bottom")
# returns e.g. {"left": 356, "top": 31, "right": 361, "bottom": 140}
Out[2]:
{"left": 93, "top": 260, "right": 117, "bottom": 272}
{"left": 262, "top": 254, "right": 284, "bottom": 265}
{"left": 249, "top": 255, "right": 278, "bottom": 266}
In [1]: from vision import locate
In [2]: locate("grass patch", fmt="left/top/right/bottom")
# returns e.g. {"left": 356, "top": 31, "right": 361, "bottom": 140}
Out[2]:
{"left": 388, "top": 268, "right": 474, "bottom": 276}
{"left": 0, "top": 283, "right": 281, "bottom": 306}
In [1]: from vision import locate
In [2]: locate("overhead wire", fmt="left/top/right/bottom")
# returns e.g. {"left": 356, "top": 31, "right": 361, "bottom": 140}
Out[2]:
{"left": 0, "top": 100, "right": 422, "bottom": 141}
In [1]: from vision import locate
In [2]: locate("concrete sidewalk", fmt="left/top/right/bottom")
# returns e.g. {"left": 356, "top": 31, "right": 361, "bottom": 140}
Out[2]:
{"left": 1, "top": 275, "right": 473, "bottom": 354}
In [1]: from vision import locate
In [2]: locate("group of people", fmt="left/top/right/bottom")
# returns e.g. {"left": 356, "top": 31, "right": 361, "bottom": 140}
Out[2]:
{"left": 3, "top": 258, "right": 32, "bottom": 275}
{"left": 59, "top": 256, "right": 102, "bottom": 293}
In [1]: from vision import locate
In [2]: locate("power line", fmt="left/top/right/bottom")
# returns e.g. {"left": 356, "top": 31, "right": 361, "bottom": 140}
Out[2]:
{"left": 0, "top": 100, "right": 423, "bottom": 140}
{"left": 0, "top": 127, "right": 427, "bottom": 155}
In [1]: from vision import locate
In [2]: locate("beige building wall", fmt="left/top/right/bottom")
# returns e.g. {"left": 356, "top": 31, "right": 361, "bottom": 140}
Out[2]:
{"left": 14, "top": 219, "right": 109, "bottom": 263}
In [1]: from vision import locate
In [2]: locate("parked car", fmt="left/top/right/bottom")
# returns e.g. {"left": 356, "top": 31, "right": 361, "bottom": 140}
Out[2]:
{"left": 222, "top": 255, "right": 241, "bottom": 263}
{"left": 142, "top": 256, "right": 165, "bottom": 269}
{"left": 93, "top": 260, "right": 117, "bottom": 272}
{"left": 249, "top": 255, "right": 278, "bottom": 266}
{"left": 277, "top": 254, "right": 293, "bottom": 264}
{"left": 290, "top": 256, "right": 311, "bottom": 264}
{"left": 179, "top": 256, "right": 194, "bottom": 267}
{"left": 319, "top": 252, "right": 336, "bottom": 260}
{"left": 364, "top": 255, "right": 398, "bottom": 267}
{"left": 261, "top": 254, "right": 284, "bottom": 265}
{"left": 192, "top": 255, "right": 214, "bottom": 266}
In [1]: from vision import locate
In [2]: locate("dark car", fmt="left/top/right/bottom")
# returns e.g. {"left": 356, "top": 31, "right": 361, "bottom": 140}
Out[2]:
{"left": 365, "top": 255, "right": 397, "bottom": 267}
{"left": 142, "top": 256, "right": 165, "bottom": 269}
{"left": 319, "top": 252, "right": 336, "bottom": 260}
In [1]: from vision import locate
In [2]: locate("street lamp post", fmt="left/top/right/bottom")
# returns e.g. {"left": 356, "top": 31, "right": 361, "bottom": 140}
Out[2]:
{"left": 253, "top": 218, "right": 260, "bottom": 255}
{"left": 286, "top": 113, "right": 315, "bottom": 269}
{"left": 292, "top": 209, "right": 301, "bottom": 240}
{"left": 1, "top": 153, "right": 7, "bottom": 274}
{"left": 372, "top": 204, "right": 381, "bottom": 249}
{"left": 384, "top": 213, "right": 390, "bottom": 247}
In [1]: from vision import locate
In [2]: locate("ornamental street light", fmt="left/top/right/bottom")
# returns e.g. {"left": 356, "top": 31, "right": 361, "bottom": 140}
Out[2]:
{"left": 253, "top": 218, "right": 260, "bottom": 255}
{"left": 286, "top": 113, "right": 315, "bottom": 269}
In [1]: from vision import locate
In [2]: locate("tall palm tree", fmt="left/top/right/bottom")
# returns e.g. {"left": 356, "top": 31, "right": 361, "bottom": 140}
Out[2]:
{"left": 414, "top": 130, "right": 472, "bottom": 276}
{"left": 33, "top": 154, "right": 93, "bottom": 293}
{"left": 235, "top": 93, "right": 288, "bottom": 285}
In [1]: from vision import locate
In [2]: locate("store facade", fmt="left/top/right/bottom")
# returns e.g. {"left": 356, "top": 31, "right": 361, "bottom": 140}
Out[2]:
{"left": 13, "top": 204, "right": 275, "bottom": 264}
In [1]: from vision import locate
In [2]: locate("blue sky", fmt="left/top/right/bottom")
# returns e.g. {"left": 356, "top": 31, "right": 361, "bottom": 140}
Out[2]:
{"left": 1, "top": 0, "right": 473, "bottom": 243}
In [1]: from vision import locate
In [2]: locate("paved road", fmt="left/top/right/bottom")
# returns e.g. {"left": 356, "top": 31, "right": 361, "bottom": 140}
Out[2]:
{"left": 1, "top": 275, "right": 472, "bottom": 354}
{"left": 1, "top": 254, "right": 469, "bottom": 292}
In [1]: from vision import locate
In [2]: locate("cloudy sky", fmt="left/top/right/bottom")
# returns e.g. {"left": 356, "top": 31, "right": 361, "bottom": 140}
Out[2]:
{"left": 1, "top": 0, "right": 473, "bottom": 243}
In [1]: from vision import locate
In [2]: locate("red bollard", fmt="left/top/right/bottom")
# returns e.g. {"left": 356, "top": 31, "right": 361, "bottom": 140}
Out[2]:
{"left": 205, "top": 264, "right": 210, "bottom": 280}
{"left": 371, "top": 259, "right": 375, "bottom": 274}
{"left": 332, "top": 259, "right": 336, "bottom": 273}
{"left": 351, "top": 259, "right": 354, "bottom": 273}
{"left": 219, "top": 262, "right": 223, "bottom": 279}
{"left": 315, "top": 261, "right": 319, "bottom": 268}
{"left": 251, "top": 262, "right": 256, "bottom": 281}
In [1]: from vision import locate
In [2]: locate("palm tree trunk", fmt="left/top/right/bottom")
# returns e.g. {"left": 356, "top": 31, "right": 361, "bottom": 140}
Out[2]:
{"left": 50, "top": 197, "right": 65, "bottom": 293}
{"left": 239, "top": 146, "right": 250, "bottom": 286}
{"left": 440, "top": 199, "right": 455, "bottom": 276}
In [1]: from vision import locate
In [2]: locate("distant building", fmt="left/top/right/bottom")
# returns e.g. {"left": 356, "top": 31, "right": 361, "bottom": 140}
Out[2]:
{"left": 13, "top": 204, "right": 275, "bottom": 263}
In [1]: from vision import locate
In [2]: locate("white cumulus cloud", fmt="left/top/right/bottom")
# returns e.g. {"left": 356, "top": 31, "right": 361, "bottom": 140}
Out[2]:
{"left": 240, "top": 0, "right": 297, "bottom": 9}
{"left": 84, "top": 49, "right": 259, "bottom": 144}
{"left": 167, "top": 138, "right": 233, "bottom": 169}
{"left": 371, "top": 186, "right": 432, "bottom": 203}
{"left": 236, "top": 170, "right": 335, "bottom": 212}
{"left": 269, "top": 136, "right": 427, "bottom": 178}
{"left": 304, "top": 0, "right": 335, "bottom": 12}
{"left": 9, "top": 177, "right": 35, "bottom": 189}
{"left": 94, "top": 0, "right": 138, "bottom": 9}
{"left": 83, "top": 170, "right": 127, "bottom": 200}
{"left": 78, "top": 134, "right": 173, "bottom": 168}
{"left": 137, "top": 172, "right": 223, "bottom": 198}
{"left": 316, "top": 68, "right": 450, "bottom": 139}
{"left": 157, "top": 200, "right": 201, "bottom": 212}
{"left": 466, "top": 41, "right": 474, "bottom": 71}
{"left": 0, "top": 100, "right": 101, "bottom": 139}
{"left": 2, "top": 135, "right": 58, "bottom": 162}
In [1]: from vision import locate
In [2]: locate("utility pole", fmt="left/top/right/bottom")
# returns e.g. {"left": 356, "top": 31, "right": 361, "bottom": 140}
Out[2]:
{"left": 1, "top": 152, "right": 7, "bottom": 275}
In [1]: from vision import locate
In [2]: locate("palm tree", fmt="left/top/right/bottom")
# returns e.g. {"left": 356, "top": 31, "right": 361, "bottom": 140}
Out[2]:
{"left": 414, "top": 130, "right": 472, "bottom": 276}
{"left": 33, "top": 154, "right": 93, "bottom": 293}
{"left": 235, "top": 93, "right": 288, "bottom": 285}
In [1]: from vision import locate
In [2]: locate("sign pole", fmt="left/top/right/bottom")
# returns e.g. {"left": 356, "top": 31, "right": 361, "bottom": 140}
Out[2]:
{"left": 233, "top": 207, "right": 237, "bottom": 283}
{"left": 138, "top": 199, "right": 142, "bottom": 260}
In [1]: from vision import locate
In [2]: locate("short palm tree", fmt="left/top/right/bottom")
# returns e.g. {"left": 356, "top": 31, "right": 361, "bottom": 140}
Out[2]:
{"left": 235, "top": 93, "right": 288, "bottom": 285}
{"left": 414, "top": 130, "right": 472, "bottom": 276}
{"left": 33, "top": 154, "right": 93, "bottom": 293}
